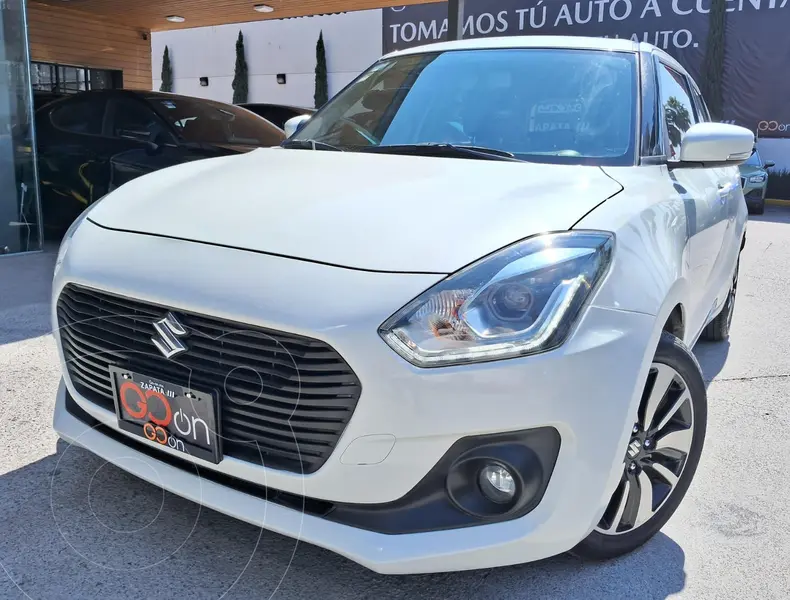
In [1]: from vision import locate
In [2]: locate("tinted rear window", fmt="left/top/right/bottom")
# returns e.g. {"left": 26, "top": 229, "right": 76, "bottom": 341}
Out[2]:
{"left": 50, "top": 97, "right": 105, "bottom": 135}
{"left": 150, "top": 97, "right": 284, "bottom": 146}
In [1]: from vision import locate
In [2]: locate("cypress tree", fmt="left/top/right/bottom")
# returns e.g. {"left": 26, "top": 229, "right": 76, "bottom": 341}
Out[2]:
{"left": 314, "top": 31, "right": 329, "bottom": 109}
{"left": 232, "top": 31, "right": 249, "bottom": 104}
{"left": 700, "top": 0, "right": 726, "bottom": 121}
{"left": 160, "top": 46, "right": 173, "bottom": 93}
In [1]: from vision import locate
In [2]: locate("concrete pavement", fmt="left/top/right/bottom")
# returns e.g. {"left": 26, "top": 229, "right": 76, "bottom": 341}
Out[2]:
{"left": 1, "top": 210, "right": 789, "bottom": 599}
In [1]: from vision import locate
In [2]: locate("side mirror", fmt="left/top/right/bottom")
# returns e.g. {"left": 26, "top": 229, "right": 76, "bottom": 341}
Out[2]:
{"left": 284, "top": 114, "right": 311, "bottom": 138}
{"left": 677, "top": 123, "right": 755, "bottom": 166}
{"left": 144, "top": 141, "right": 162, "bottom": 156}
{"left": 764, "top": 160, "right": 776, "bottom": 169}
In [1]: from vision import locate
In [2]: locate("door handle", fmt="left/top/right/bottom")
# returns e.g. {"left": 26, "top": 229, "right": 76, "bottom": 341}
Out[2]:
{"left": 716, "top": 182, "right": 734, "bottom": 205}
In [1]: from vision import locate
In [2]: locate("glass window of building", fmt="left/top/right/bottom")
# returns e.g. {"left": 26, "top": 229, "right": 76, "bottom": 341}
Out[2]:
{"left": 31, "top": 61, "right": 122, "bottom": 94}
{"left": 0, "top": 0, "right": 42, "bottom": 254}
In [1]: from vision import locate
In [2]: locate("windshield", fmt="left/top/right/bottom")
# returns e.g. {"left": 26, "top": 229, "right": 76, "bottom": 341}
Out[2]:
{"left": 744, "top": 149, "right": 762, "bottom": 166}
{"left": 292, "top": 48, "right": 637, "bottom": 165}
{"left": 149, "top": 96, "right": 284, "bottom": 146}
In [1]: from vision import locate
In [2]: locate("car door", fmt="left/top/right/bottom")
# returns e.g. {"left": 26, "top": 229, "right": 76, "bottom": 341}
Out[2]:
{"left": 36, "top": 94, "right": 110, "bottom": 235}
{"left": 655, "top": 59, "right": 729, "bottom": 334}
{"left": 687, "top": 79, "right": 742, "bottom": 305}
{"left": 104, "top": 95, "right": 184, "bottom": 190}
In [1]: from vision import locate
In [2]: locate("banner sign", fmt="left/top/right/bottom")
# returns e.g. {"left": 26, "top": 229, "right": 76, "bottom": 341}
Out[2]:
{"left": 383, "top": 0, "right": 790, "bottom": 138}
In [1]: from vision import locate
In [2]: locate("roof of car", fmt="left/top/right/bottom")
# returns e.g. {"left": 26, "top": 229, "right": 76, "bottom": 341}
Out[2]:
{"left": 47, "top": 91, "right": 318, "bottom": 115}
{"left": 242, "top": 102, "right": 315, "bottom": 112}
{"left": 382, "top": 34, "right": 688, "bottom": 79}
{"left": 119, "top": 90, "right": 216, "bottom": 102}
{"left": 35, "top": 89, "right": 263, "bottom": 119}
{"left": 48, "top": 89, "right": 225, "bottom": 103}
{"left": 386, "top": 34, "right": 654, "bottom": 58}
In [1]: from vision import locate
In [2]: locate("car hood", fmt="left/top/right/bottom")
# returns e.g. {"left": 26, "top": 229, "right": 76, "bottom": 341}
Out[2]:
{"left": 88, "top": 148, "right": 622, "bottom": 273}
{"left": 738, "top": 163, "right": 766, "bottom": 178}
{"left": 109, "top": 143, "right": 260, "bottom": 171}
{"left": 209, "top": 142, "right": 268, "bottom": 154}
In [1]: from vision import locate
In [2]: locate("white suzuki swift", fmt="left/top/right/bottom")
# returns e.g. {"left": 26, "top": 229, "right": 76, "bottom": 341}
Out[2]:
{"left": 52, "top": 36, "right": 752, "bottom": 574}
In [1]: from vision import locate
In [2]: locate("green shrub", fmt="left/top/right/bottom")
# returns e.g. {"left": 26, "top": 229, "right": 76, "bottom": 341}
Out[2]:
{"left": 767, "top": 170, "right": 790, "bottom": 200}
{"left": 160, "top": 46, "right": 173, "bottom": 93}
{"left": 314, "top": 31, "right": 328, "bottom": 109}
{"left": 232, "top": 31, "right": 249, "bottom": 104}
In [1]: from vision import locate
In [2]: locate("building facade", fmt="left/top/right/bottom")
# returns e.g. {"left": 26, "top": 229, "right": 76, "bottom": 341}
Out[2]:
{"left": 0, "top": 0, "right": 419, "bottom": 257}
{"left": 1, "top": 0, "right": 154, "bottom": 256}
{"left": 151, "top": 10, "right": 383, "bottom": 107}
{"left": 1, "top": 0, "right": 38, "bottom": 255}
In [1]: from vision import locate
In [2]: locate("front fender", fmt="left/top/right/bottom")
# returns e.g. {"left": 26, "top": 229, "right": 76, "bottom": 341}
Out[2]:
{"left": 579, "top": 167, "right": 691, "bottom": 323}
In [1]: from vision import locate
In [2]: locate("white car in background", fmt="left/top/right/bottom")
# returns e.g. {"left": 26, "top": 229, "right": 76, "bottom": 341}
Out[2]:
{"left": 52, "top": 36, "right": 752, "bottom": 574}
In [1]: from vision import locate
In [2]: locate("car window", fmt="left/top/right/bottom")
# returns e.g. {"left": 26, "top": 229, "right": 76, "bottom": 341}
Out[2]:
{"left": 688, "top": 84, "right": 710, "bottom": 123}
{"left": 149, "top": 96, "right": 284, "bottom": 146}
{"left": 245, "top": 106, "right": 294, "bottom": 129}
{"left": 656, "top": 63, "right": 697, "bottom": 160}
{"left": 266, "top": 107, "right": 300, "bottom": 129}
{"left": 50, "top": 96, "right": 106, "bottom": 135}
{"left": 744, "top": 150, "right": 762, "bottom": 166}
{"left": 293, "top": 49, "right": 638, "bottom": 166}
{"left": 109, "top": 98, "right": 168, "bottom": 142}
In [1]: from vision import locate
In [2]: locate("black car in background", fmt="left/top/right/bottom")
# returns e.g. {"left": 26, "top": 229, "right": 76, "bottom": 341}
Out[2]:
{"left": 240, "top": 103, "right": 315, "bottom": 129}
{"left": 33, "top": 91, "right": 65, "bottom": 111}
{"left": 36, "top": 90, "right": 285, "bottom": 237}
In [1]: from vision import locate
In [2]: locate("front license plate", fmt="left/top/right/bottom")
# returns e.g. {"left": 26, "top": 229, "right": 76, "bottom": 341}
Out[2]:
{"left": 110, "top": 366, "right": 221, "bottom": 464}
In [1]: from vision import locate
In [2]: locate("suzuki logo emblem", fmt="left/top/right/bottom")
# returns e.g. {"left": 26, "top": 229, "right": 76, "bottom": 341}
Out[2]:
{"left": 151, "top": 312, "right": 188, "bottom": 359}
{"left": 627, "top": 439, "right": 642, "bottom": 460}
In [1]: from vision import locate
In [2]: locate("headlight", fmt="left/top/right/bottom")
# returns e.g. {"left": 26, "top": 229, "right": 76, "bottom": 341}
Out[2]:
{"left": 53, "top": 196, "right": 107, "bottom": 278}
{"left": 379, "top": 231, "right": 614, "bottom": 367}
{"left": 749, "top": 174, "right": 766, "bottom": 183}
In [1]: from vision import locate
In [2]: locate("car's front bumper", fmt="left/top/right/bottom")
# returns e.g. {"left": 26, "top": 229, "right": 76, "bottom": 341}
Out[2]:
{"left": 53, "top": 222, "right": 660, "bottom": 572}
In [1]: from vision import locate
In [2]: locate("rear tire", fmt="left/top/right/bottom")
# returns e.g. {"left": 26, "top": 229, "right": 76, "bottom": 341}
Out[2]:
{"left": 572, "top": 332, "right": 707, "bottom": 560}
{"left": 702, "top": 258, "right": 739, "bottom": 342}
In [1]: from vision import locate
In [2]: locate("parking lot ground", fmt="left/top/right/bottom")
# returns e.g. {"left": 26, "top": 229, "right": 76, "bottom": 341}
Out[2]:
{"left": 1, "top": 210, "right": 790, "bottom": 600}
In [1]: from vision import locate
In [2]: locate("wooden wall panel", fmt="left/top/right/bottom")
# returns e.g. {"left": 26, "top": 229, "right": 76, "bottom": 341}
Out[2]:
{"left": 30, "top": 0, "right": 439, "bottom": 31}
{"left": 27, "top": 2, "right": 152, "bottom": 90}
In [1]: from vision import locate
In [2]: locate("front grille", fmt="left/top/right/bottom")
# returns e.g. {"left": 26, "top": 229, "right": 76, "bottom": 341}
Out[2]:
{"left": 741, "top": 177, "right": 746, "bottom": 188}
{"left": 56, "top": 283, "right": 362, "bottom": 474}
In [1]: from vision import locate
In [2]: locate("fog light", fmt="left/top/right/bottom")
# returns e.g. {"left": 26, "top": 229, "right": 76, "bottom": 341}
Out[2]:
{"left": 479, "top": 464, "right": 516, "bottom": 503}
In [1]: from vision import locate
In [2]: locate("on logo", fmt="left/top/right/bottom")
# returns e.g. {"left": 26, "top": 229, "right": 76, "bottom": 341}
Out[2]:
{"left": 120, "top": 380, "right": 212, "bottom": 449}
{"left": 758, "top": 120, "right": 789, "bottom": 133}
{"left": 143, "top": 422, "right": 186, "bottom": 452}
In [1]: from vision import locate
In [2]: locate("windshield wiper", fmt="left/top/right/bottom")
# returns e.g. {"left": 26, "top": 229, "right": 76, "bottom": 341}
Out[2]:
{"left": 281, "top": 139, "right": 344, "bottom": 152}
{"left": 359, "top": 143, "right": 522, "bottom": 162}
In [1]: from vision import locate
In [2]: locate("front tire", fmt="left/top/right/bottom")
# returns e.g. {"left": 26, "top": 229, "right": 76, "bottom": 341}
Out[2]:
{"left": 747, "top": 199, "right": 765, "bottom": 215}
{"left": 572, "top": 332, "right": 707, "bottom": 560}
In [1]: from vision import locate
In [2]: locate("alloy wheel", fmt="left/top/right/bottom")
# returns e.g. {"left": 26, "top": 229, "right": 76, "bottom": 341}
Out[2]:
{"left": 595, "top": 363, "right": 695, "bottom": 535}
